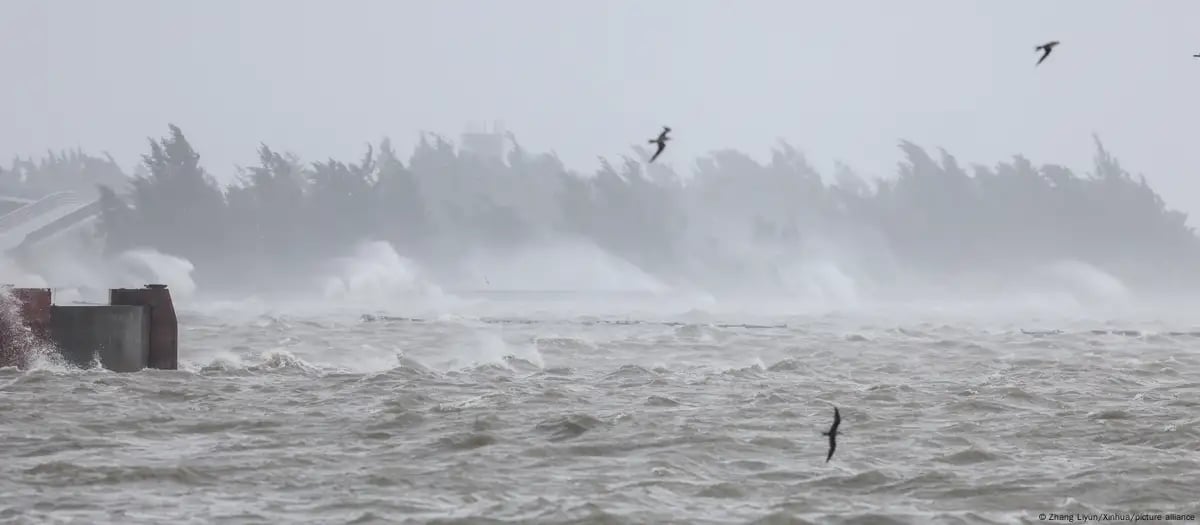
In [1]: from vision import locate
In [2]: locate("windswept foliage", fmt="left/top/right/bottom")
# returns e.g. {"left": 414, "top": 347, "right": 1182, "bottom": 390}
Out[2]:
{"left": 0, "top": 149, "right": 127, "bottom": 201}
{"left": 11, "top": 124, "right": 1198, "bottom": 294}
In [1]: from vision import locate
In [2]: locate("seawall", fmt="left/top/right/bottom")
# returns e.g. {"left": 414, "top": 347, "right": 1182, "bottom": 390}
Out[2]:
{"left": 0, "top": 284, "right": 178, "bottom": 372}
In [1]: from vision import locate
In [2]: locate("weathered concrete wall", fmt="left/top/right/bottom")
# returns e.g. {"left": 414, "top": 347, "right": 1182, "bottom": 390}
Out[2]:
{"left": 1, "top": 287, "right": 50, "bottom": 368}
{"left": 110, "top": 285, "right": 177, "bottom": 370}
{"left": 49, "top": 305, "right": 150, "bottom": 372}
{"left": 11, "top": 288, "right": 51, "bottom": 340}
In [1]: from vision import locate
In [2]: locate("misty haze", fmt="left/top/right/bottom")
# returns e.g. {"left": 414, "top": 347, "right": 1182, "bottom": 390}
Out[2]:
{"left": 2, "top": 1, "right": 1199, "bottom": 524}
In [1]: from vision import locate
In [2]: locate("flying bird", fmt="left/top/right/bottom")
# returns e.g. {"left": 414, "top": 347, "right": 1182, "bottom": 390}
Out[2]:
{"left": 1035, "top": 41, "right": 1060, "bottom": 66}
{"left": 648, "top": 126, "right": 671, "bottom": 163}
{"left": 822, "top": 406, "right": 841, "bottom": 462}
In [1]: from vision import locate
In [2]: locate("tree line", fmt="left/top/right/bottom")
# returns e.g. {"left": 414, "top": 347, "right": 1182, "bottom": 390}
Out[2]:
{"left": 5, "top": 124, "right": 1196, "bottom": 294}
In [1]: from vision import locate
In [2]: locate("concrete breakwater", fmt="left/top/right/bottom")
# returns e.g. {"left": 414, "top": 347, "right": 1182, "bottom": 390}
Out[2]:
{"left": 0, "top": 284, "right": 177, "bottom": 372}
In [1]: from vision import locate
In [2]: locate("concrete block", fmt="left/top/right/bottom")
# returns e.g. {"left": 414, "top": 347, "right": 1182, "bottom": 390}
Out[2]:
{"left": 1, "top": 287, "right": 51, "bottom": 368}
{"left": 49, "top": 305, "right": 150, "bottom": 372}
{"left": 11, "top": 287, "right": 51, "bottom": 340}
{"left": 109, "top": 284, "right": 177, "bottom": 370}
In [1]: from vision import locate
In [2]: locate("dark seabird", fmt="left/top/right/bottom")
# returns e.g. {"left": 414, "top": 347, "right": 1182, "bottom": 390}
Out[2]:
{"left": 1035, "top": 41, "right": 1060, "bottom": 66}
{"left": 822, "top": 406, "right": 841, "bottom": 462}
{"left": 648, "top": 126, "right": 671, "bottom": 163}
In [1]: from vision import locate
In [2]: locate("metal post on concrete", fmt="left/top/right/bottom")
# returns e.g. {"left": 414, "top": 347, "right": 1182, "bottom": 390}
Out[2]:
{"left": 109, "top": 284, "right": 178, "bottom": 370}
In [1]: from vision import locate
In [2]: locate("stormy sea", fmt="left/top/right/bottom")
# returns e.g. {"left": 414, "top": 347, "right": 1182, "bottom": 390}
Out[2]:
{"left": 4, "top": 131, "right": 1200, "bottom": 524}
{"left": 3, "top": 241, "right": 1200, "bottom": 525}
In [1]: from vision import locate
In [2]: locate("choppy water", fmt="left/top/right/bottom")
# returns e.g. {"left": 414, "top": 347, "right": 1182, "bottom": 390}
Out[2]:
{"left": 3, "top": 296, "right": 1200, "bottom": 524}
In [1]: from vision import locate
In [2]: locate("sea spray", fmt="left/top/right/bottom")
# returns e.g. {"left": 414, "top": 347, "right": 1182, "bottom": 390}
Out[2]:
{"left": 0, "top": 287, "right": 61, "bottom": 369}
{"left": 321, "top": 241, "right": 451, "bottom": 310}
{"left": 1, "top": 246, "right": 196, "bottom": 304}
{"left": 110, "top": 248, "right": 198, "bottom": 301}
{"left": 452, "top": 237, "right": 668, "bottom": 293}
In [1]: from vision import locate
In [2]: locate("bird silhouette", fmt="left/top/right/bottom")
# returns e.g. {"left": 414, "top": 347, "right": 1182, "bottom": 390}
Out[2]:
{"left": 648, "top": 126, "right": 671, "bottom": 163}
{"left": 822, "top": 406, "right": 841, "bottom": 462}
{"left": 1035, "top": 41, "right": 1060, "bottom": 66}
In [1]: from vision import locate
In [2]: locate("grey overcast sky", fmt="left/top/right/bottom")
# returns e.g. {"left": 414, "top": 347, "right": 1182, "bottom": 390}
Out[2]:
{"left": 3, "top": 1, "right": 1200, "bottom": 218}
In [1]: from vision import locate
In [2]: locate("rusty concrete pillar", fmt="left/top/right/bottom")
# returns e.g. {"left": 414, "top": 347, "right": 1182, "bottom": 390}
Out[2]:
{"left": 11, "top": 287, "right": 52, "bottom": 341}
{"left": 1, "top": 286, "right": 52, "bottom": 368}
{"left": 109, "top": 284, "right": 178, "bottom": 370}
